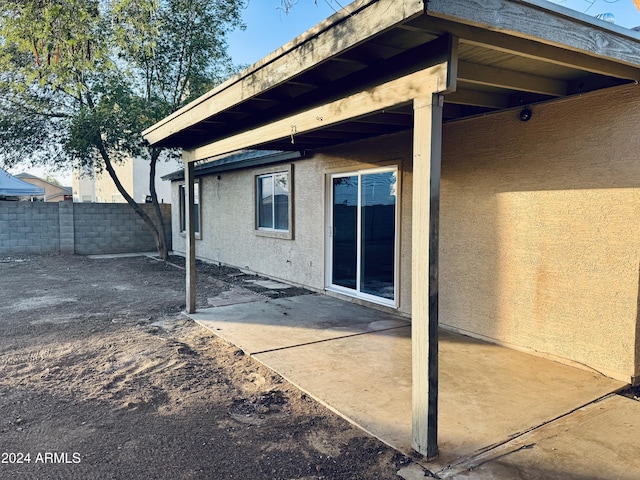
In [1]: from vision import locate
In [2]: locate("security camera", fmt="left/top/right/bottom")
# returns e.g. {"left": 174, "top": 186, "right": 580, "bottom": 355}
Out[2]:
{"left": 519, "top": 107, "right": 532, "bottom": 122}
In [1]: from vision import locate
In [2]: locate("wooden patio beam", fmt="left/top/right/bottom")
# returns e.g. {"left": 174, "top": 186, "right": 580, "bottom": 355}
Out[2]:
{"left": 184, "top": 161, "right": 196, "bottom": 314}
{"left": 445, "top": 87, "right": 511, "bottom": 109}
{"left": 412, "top": 93, "right": 443, "bottom": 459}
{"left": 458, "top": 61, "right": 567, "bottom": 96}
{"left": 426, "top": 0, "right": 640, "bottom": 70}
{"left": 144, "top": 0, "right": 426, "bottom": 146}
{"left": 184, "top": 63, "right": 450, "bottom": 163}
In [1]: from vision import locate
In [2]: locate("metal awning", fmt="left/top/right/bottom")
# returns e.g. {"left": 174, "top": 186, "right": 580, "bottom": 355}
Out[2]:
{"left": 0, "top": 169, "right": 45, "bottom": 196}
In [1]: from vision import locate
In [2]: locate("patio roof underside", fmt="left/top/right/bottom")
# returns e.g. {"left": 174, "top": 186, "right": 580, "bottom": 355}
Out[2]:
{"left": 147, "top": 1, "right": 640, "bottom": 156}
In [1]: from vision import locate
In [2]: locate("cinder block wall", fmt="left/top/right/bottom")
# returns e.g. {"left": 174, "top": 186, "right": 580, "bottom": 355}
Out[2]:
{"left": 0, "top": 202, "right": 171, "bottom": 256}
{"left": 72, "top": 203, "right": 171, "bottom": 255}
{"left": 0, "top": 201, "right": 60, "bottom": 254}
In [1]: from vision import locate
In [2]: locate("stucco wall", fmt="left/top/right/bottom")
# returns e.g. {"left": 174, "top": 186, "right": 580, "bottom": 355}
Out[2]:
{"left": 73, "top": 157, "right": 180, "bottom": 203}
{"left": 174, "top": 84, "right": 640, "bottom": 382}
{"left": 172, "top": 132, "right": 414, "bottom": 312}
{"left": 16, "top": 177, "right": 68, "bottom": 202}
{"left": 440, "top": 84, "right": 640, "bottom": 382}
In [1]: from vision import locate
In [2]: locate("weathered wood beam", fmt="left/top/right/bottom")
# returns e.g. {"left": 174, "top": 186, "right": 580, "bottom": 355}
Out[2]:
{"left": 458, "top": 61, "right": 567, "bottom": 96}
{"left": 184, "top": 160, "right": 196, "bottom": 314}
{"left": 426, "top": 0, "right": 640, "bottom": 69}
{"left": 283, "top": 80, "right": 319, "bottom": 89}
{"left": 445, "top": 87, "right": 510, "bottom": 108}
{"left": 184, "top": 63, "right": 449, "bottom": 162}
{"left": 412, "top": 93, "right": 443, "bottom": 459}
{"left": 144, "top": 0, "right": 426, "bottom": 146}
{"left": 184, "top": 35, "right": 454, "bottom": 151}
{"left": 354, "top": 112, "right": 414, "bottom": 126}
{"left": 462, "top": 37, "right": 639, "bottom": 81}
{"left": 407, "top": 14, "right": 640, "bottom": 80}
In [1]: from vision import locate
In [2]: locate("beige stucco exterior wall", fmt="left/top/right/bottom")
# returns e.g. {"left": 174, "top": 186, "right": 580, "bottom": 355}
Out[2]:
{"left": 72, "top": 162, "right": 134, "bottom": 203}
{"left": 440, "top": 84, "right": 640, "bottom": 383}
{"left": 173, "top": 84, "right": 640, "bottom": 383}
{"left": 172, "top": 132, "right": 414, "bottom": 313}
{"left": 73, "top": 157, "right": 180, "bottom": 203}
{"left": 17, "top": 177, "right": 68, "bottom": 202}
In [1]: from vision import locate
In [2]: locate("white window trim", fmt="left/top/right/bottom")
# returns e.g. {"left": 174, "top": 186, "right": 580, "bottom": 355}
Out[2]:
{"left": 254, "top": 164, "right": 294, "bottom": 240}
{"left": 179, "top": 179, "right": 202, "bottom": 240}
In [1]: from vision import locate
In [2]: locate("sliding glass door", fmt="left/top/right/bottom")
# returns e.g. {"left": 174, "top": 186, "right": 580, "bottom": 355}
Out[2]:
{"left": 329, "top": 167, "right": 397, "bottom": 306}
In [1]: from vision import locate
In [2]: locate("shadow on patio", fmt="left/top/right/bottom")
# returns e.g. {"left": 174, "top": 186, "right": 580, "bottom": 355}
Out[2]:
{"left": 187, "top": 292, "right": 624, "bottom": 473}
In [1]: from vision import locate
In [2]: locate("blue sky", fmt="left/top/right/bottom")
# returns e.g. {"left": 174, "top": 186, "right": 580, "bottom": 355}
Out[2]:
{"left": 227, "top": 1, "right": 339, "bottom": 66}
{"left": 227, "top": 0, "right": 640, "bottom": 66}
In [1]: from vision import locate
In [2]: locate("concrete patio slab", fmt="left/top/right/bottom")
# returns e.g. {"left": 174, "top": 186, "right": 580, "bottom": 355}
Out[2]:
{"left": 190, "top": 293, "right": 627, "bottom": 474}
{"left": 190, "top": 294, "right": 410, "bottom": 353}
{"left": 207, "top": 286, "right": 265, "bottom": 307}
{"left": 431, "top": 332, "right": 625, "bottom": 471}
{"left": 256, "top": 325, "right": 412, "bottom": 451}
{"left": 446, "top": 395, "right": 640, "bottom": 479}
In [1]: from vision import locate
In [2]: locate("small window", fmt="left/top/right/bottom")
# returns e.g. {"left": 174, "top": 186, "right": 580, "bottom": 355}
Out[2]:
{"left": 179, "top": 181, "right": 201, "bottom": 238}
{"left": 255, "top": 166, "right": 293, "bottom": 239}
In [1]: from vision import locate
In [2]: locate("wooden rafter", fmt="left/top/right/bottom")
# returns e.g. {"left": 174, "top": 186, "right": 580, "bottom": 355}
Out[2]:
{"left": 184, "top": 63, "right": 450, "bottom": 162}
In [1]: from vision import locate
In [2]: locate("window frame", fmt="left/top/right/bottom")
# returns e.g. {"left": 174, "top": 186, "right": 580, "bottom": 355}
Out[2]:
{"left": 254, "top": 164, "right": 294, "bottom": 240}
{"left": 178, "top": 179, "right": 202, "bottom": 240}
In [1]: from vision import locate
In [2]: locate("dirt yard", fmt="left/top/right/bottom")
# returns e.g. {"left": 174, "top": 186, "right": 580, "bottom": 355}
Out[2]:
{"left": 0, "top": 254, "right": 415, "bottom": 479}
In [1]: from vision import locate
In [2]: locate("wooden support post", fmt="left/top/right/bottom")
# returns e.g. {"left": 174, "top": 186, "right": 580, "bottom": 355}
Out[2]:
{"left": 411, "top": 93, "right": 443, "bottom": 459}
{"left": 185, "top": 160, "right": 196, "bottom": 314}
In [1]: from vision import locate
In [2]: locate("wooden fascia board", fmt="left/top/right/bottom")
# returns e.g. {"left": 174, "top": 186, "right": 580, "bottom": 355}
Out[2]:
{"left": 183, "top": 63, "right": 449, "bottom": 163}
{"left": 429, "top": 18, "right": 640, "bottom": 81}
{"left": 425, "top": 0, "right": 640, "bottom": 71}
{"left": 518, "top": 0, "right": 640, "bottom": 41}
{"left": 143, "top": 0, "right": 426, "bottom": 146}
{"left": 458, "top": 61, "right": 567, "bottom": 96}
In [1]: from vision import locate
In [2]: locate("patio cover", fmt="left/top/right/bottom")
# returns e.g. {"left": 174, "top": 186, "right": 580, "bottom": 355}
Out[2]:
{"left": 0, "top": 168, "right": 45, "bottom": 196}
{"left": 143, "top": 0, "right": 640, "bottom": 459}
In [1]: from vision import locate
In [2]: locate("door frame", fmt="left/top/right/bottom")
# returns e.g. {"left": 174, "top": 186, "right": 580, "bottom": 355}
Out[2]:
{"left": 325, "top": 165, "right": 400, "bottom": 308}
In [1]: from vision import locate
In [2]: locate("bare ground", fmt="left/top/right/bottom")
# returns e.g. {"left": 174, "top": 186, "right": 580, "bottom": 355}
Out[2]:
{"left": 0, "top": 254, "right": 415, "bottom": 480}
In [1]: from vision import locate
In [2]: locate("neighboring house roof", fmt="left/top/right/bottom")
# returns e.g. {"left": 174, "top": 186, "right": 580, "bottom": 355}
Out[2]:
{"left": 0, "top": 169, "right": 45, "bottom": 196}
{"left": 15, "top": 173, "right": 71, "bottom": 201}
{"left": 144, "top": 0, "right": 640, "bottom": 159}
{"left": 15, "top": 173, "right": 71, "bottom": 192}
{"left": 162, "top": 150, "right": 305, "bottom": 181}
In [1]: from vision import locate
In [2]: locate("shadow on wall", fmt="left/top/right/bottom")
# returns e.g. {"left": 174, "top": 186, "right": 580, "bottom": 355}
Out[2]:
{"left": 439, "top": 85, "right": 640, "bottom": 380}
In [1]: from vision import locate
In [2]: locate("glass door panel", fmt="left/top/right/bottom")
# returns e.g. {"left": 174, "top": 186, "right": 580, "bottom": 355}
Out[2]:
{"left": 332, "top": 175, "right": 358, "bottom": 290}
{"left": 360, "top": 171, "right": 396, "bottom": 300}
{"left": 329, "top": 168, "right": 397, "bottom": 305}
